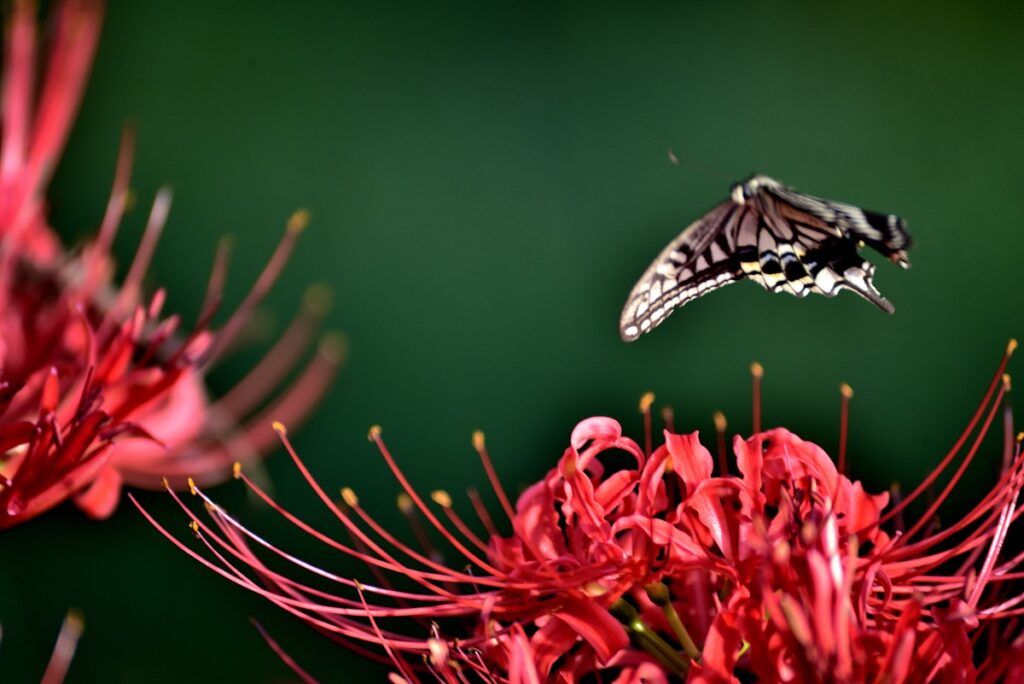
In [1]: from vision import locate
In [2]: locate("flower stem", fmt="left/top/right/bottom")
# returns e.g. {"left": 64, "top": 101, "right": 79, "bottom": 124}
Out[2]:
{"left": 610, "top": 598, "right": 690, "bottom": 676}
{"left": 645, "top": 582, "right": 701, "bottom": 661}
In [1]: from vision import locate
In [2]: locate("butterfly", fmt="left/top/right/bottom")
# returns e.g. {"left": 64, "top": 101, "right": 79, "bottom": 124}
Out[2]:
{"left": 619, "top": 174, "right": 912, "bottom": 341}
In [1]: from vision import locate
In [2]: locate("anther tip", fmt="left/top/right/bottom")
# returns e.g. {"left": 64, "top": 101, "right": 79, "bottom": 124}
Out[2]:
{"left": 1017, "top": 432, "right": 1024, "bottom": 443}
{"left": 160, "top": 476, "right": 170, "bottom": 490}
{"left": 751, "top": 362, "right": 764, "bottom": 379}
{"left": 713, "top": 410, "right": 727, "bottom": 432}
{"left": 472, "top": 430, "right": 485, "bottom": 450}
{"left": 189, "top": 519, "right": 200, "bottom": 534}
{"left": 431, "top": 490, "right": 452, "bottom": 508}
{"left": 396, "top": 492, "right": 413, "bottom": 513}
{"left": 319, "top": 332, "right": 348, "bottom": 363}
{"left": 1009, "top": 339, "right": 1018, "bottom": 356}
{"left": 840, "top": 383, "right": 854, "bottom": 399}
{"left": 341, "top": 487, "right": 358, "bottom": 507}
{"left": 64, "top": 609, "right": 85, "bottom": 634}
{"left": 1003, "top": 374, "right": 1012, "bottom": 392}
{"left": 287, "top": 209, "right": 311, "bottom": 233}
{"left": 187, "top": 477, "right": 197, "bottom": 495}
{"left": 232, "top": 462, "right": 242, "bottom": 479}
{"left": 272, "top": 421, "right": 288, "bottom": 436}
{"left": 302, "top": 282, "right": 334, "bottom": 314}
{"left": 368, "top": 424, "right": 382, "bottom": 441}
{"left": 639, "top": 392, "right": 655, "bottom": 413}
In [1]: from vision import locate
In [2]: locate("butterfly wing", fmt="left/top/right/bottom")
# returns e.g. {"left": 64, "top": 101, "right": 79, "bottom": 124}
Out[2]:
{"left": 619, "top": 176, "right": 912, "bottom": 342}
{"left": 619, "top": 201, "right": 746, "bottom": 341}
{"left": 766, "top": 184, "right": 912, "bottom": 266}
{"left": 750, "top": 185, "right": 911, "bottom": 311}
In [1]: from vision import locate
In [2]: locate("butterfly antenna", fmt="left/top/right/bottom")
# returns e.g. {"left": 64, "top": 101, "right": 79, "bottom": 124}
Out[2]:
{"left": 666, "top": 148, "right": 733, "bottom": 183}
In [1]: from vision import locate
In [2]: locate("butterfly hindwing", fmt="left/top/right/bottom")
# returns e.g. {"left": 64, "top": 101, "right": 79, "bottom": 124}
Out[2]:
{"left": 756, "top": 188, "right": 902, "bottom": 312}
{"left": 619, "top": 175, "right": 911, "bottom": 341}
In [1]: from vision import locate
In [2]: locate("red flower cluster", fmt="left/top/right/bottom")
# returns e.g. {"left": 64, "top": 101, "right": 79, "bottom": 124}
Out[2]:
{"left": 145, "top": 345, "right": 1024, "bottom": 683}
{"left": 0, "top": 0, "right": 338, "bottom": 527}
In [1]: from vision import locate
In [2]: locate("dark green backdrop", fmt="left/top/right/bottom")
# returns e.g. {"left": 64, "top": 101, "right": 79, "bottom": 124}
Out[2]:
{"left": 2, "top": 1, "right": 1023, "bottom": 681}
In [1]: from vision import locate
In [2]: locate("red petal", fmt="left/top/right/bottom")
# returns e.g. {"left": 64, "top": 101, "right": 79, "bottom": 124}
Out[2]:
{"left": 74, "top": 465, "right": 124, "bottom": 519}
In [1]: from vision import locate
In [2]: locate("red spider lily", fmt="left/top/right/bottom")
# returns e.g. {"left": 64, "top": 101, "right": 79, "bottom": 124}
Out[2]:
{"left": 0, "top": 0, "right": 340, "bottom": 527}
{"left": 140, "top": 342, "right": 1024, "bottom": 683}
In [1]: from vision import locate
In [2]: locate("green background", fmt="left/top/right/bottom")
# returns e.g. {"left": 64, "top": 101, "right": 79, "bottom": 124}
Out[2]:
{"left": 3, "top": 1, "right": 1023, "bottom": 681}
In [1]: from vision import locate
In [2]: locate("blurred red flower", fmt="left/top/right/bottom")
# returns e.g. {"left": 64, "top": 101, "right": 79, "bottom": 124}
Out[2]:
{"left": 0, "top": 0, "right": 339, "bottom": 527}
{"left": 145, "top": 344, "right": 1024, "bottom": 683}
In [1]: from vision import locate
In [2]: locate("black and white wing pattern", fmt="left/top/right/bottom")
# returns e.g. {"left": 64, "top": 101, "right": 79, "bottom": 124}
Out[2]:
{"left": 619, "top": 175, "right": 911, "bottom": 341}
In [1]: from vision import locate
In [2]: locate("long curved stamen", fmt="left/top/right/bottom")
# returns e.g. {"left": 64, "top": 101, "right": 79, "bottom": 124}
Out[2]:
{"left": 201, "top": 210, "right": 307, "bottom": 368}
{"left": 751, "top": 362, "right": 763, "bottom": 434}
{"left": 640, "top": 392, "right": 655, "bottom": 457}
{"left": 872, "top": 340, "right": 1016, "bottom": 532}
{"left": 215, "top": 284, "right": 332, "bottom": 419}
{"left": 466, "top": 487, "right": 499, "bottom": 539}
{"left": 98, "top": 189, "right": 172, "bottom": 336}
{"left": 39, "top": 610, "right": 84, "bottom": 684}
{"left": 838, "top": 383, "right": 853, "bottom": 476}
{"left": 471, "top": 430, "right": 516, "bottom": 523}
{"left": 901, "top": 373, "right": 1010, "bottom": 543}
{"left": 251, "top": 620, "right": 319, "bottom": 684}
{"left": 368, "top": 427, "right": 510, "bottom": 578}
{"left": 713, "top": 410, "right": 728, "bottom": 475}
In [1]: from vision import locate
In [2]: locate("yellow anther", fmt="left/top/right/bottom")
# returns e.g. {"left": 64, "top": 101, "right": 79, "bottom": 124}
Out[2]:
{"left": 368, "top": 424, "right": 382, "bottom": 441}
{"left": 397, "top": 493, "right": 414, "bottom": 513}
{"left": 319, "top": 332, "right": 348, "bottom": 362}
{"left": 639, "top": 392, "right": 655, "bottom": 413}
{"left": 1008, "top": 338, "right": 1018, "bottom": 356}
{"left": 232, "top": 462, "right": 243, "bottom": 479}
{"left": 303, "top": 282, "right": 334, "bottom": 315}
{"left": 713, "top": 410, "right": 727, "bottom": 432}
{"left": 431, "top": 490, "right": 452, "bottom": 508}
{"left": 472, "top": 430, "right": 486, "bottom": 450}
{"left": 272, "top": 421, "right": 288, "bottom": 435}
{"left": 287, "top": 208, "right": 311, "bottom": 233}
{"left": 750, "top": 362, "right": 764, "bottom": 379}
{"left": 187, "top": 478, "right": 197, "bottom": 495}
{"left": 427, "top": 639, "right": 448, "bottom": 666}
{"left": 64, "top": 609, "right": 85, "bottom": 635}
{"left": 1004, "top": 374, "right": 1012, "bottom": 392}
{"left": 341, "top": 487, "right": 358, "bottom": 507}
{"left": 840, "top": 383, "right": 854, "bottom": 399}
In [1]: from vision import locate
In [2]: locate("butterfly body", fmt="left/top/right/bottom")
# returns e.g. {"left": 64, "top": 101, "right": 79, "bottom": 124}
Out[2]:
{"left": 619, "top": 175, "right": 911, "bottom": 341}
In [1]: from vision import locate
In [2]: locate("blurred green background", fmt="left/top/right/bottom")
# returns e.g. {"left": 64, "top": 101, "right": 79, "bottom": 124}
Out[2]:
{"left": 2, "top": 0, "right": 1023, "bottom": 680}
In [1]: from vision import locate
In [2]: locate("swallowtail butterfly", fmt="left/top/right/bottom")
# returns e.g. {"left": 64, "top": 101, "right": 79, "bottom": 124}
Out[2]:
{"left": 619, "top": 175, "right": 911, "bottom": 341}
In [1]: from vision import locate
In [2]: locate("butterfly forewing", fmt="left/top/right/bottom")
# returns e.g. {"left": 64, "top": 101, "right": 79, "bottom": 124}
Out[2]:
{"left": 619, "top": 175, "right": 911, "bottom": 341}
{"left": 619, "top": 202, "right": 743, "bottom": 341}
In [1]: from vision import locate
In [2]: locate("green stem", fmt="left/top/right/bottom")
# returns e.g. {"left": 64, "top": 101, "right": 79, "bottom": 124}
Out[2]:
{"left": 609, "top": 598, "right": 690, "bottom": 677}
{"left": 644, "top": 582, "right": 701, "bottom": 661}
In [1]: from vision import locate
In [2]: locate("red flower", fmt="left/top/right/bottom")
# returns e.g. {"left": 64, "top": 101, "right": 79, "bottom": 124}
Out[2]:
{"left": 0, "top": 0, "right": 339, "bottom": 527}
{"left": 143, "top": 343, "right": 1024, "bottom": 682}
